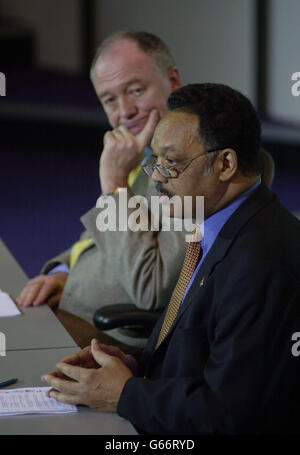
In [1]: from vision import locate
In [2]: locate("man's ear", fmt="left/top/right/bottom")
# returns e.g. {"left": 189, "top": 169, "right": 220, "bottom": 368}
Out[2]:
{"left": 167, "top": 66, "right": 181, "bottom": 92}
{"left": 218, "top": 148, "right": 238, "bottom": 182}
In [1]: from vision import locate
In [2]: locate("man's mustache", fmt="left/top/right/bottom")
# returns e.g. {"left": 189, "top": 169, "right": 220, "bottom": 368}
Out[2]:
{"left": 155, "top": 182, "right": 174, "bottom": 198}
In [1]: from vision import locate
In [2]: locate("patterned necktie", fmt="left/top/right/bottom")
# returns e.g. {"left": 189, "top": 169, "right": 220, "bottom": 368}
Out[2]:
{"left": 155, "top": 235, "right": 202, "bottom": 349}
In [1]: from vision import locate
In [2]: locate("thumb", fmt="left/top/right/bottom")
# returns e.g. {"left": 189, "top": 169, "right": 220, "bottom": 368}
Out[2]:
{"left": 91, "top": 338, "right": 111, "bottom": 366}
{"left": 136, "top": 109, "right": 159, "bottom": 149}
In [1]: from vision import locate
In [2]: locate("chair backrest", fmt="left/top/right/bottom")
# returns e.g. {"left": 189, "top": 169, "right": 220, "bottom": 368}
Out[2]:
{"left": 260, "top": 148, "right": 275, "bottom": 188}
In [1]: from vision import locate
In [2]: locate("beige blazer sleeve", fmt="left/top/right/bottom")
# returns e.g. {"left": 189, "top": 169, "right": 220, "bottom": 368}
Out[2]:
{"left": 80, "top": 182, "right": 187, "bottom": 311}
{"left": 41, "top": 170, "right": 187, "bottom": 316}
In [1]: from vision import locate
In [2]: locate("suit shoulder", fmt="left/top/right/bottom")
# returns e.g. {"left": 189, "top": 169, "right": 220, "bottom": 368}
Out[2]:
{"left": 222, "top": 200, "right": 300, "bottom": 284}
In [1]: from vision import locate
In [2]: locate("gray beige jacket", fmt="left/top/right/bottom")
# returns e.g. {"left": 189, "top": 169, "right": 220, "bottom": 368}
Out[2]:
{"left": 42, "top": 170, "right": 186, "bottom": 345}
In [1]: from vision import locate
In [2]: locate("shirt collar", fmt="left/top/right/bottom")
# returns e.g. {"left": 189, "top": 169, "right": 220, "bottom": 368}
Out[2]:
{"left": 200, "top": 178, "right": 261, "bottom": 257}
{"left": 141, "top": 146, "right": 152, "bottom": 165}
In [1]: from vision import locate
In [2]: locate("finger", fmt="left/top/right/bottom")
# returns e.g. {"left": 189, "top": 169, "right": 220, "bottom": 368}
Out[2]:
{"left": 110, "top": 128, "right": 126, "bottom": 142}
{"left": 136, "top": 110, "right": 158, "bottom": 149}
{"left": 21, "top": 283, "right": 43, "bottom": 307}
{"left": 42, "top": 369, "right": 69, "bottom": 381}
{"left": 32, "top": 280, "right": 59, "bottom": 306}
{"left": 116, "top": 126, "right": 141, "bottom": 152}
{"left": 95, "top": 343, "right": 131, "bottom": 369}
{"left": 16, "top": 287, "right": 28, "bottom": 304}
{"left": 42, "top": 374, "right": 80, "bottom": 394}
{"left": 48, "top": 390, "right": 81, "bottom": 406}
{"left": 59, "top": 346, "right": 93, "bottom": 367}
{"left": 95, "top": 343, "right": 126, "bottom": 361}
{"left": 103, "top": 130, "right": 114, "bottom": 146}
{"left": 95, "top": 343, "right": 121, "bottom": 356}
{"left": 17, "top": 282, "right": 39, "bottom": 305}
{"left": 117, "top": 125, "right": 134, "bottom": 141}
{"left": 91, "top": 339, "right": 113, "bottom": 366}
{"left": 17, "top": 274, "right": 54, "bottom": 306}
{"left": 55, "top": 362, "right": 87, "bottom": 382}
{"left": 94, "top": 343, "right": 134, "bottom": 371}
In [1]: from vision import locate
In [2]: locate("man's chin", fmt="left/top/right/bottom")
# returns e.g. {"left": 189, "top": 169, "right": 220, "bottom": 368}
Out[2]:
{"left": 159, "top": 194, "right": 170, "bottom": 203}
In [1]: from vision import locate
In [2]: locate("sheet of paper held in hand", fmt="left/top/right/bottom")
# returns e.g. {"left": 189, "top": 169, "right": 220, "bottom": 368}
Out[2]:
{"left": 0, "top": 290, "right": 21, "bottom": 317}
{"left": 0, "top": 387, "right": 77, "bottom": 416}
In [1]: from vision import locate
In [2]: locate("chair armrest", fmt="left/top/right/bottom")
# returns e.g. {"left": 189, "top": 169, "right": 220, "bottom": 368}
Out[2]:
{"left": 93, "top": 304, "right": 161, "bottom": 331}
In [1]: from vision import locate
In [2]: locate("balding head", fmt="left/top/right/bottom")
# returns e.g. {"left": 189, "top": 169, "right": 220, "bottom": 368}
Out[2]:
{"left": 90, "top": 31, "right": 176, "bottom": 81}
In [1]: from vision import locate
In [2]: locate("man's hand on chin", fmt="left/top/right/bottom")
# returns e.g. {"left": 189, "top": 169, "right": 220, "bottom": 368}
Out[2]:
{"left": 100, "top": 110, "right": 158, "bottom": 194}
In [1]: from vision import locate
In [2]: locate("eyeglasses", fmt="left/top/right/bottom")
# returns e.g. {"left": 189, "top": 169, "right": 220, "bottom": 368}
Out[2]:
{"left": 142, "top": 148, "right": 224, "bottom": 179}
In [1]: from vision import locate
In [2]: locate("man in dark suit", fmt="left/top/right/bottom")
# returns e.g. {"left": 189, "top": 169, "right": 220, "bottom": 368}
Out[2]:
{"left": 42, "top": 83, "right": 300, "bottom": 434}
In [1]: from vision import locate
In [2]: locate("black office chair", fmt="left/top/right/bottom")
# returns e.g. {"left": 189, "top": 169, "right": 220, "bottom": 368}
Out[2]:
{"left": 260, "top": 148, "right": 275, "bottom": 189}
{"left": 93, "top": 148, "right": 275, "bottom": 339}
{"left": 93, "top": 303, "right": 161, "bottom": 339}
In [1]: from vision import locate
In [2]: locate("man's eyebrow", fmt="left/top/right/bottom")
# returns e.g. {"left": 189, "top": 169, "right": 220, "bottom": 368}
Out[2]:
{"left": 98, "top": 79, "right": 143, "bottom": 99}
{"left": 125, "top": 78, "right": 143, "bottom": 87}
{"left": 150, "top": 142, "right": 181, "bottom": 155}
{"left": 98, "top": 90, "right": 112, "bottom": 99}
{"left": 158, "top": 145, "right": 181, "bottom": 155}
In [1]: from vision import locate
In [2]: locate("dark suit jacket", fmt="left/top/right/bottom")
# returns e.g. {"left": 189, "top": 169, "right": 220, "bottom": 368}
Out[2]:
{"left": 117, "top": 184, "right": 300, "bottom": 434}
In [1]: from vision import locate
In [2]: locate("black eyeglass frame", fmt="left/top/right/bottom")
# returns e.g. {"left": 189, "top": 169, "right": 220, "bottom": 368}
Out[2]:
{"left": 142, "top": 148, "right": 225, "bottom": 179}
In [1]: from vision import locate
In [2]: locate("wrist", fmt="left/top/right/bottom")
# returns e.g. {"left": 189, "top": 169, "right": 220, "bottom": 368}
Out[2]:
{"left": 101, "top": 183, "right": 129, "bottom": 196}
{"left": 52, "top": 271, "right": 69, "bottom": 282}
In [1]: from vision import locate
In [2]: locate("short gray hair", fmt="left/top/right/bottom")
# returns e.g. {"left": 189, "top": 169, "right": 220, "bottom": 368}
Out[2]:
{"left": 90, "top": 30, "right": 176, "bottom": 79}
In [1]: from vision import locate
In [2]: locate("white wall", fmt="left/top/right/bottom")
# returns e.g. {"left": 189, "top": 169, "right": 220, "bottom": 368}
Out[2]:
{"left": 93, "top": 0, "right": 256, "bottom": 102}
{"left": 0, "top": 0, "right": 258, "bottom": 102}
{"left": 267, "top": 0, "right": 300, "bottom": 124}
{"left": 1, "top": 0, "right": 82, "bottom": 72}
{"left": 2, "top": 0, "right": 299, "bottom": 125}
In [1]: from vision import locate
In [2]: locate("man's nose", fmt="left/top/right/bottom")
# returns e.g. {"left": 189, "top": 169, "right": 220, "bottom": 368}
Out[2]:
{"left": 119, "top": 96, "right": 137, "bottom": 119}
{"left": 151, "top": 168, "right": 169, "bottom": 184}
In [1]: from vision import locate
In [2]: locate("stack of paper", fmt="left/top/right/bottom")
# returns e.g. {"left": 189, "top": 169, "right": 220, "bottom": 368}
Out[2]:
{"left": 0, "top": 290, "right": 21, "bottom": 317}
{"left": 0, "top": 387, "right": 77, "bottom": 416}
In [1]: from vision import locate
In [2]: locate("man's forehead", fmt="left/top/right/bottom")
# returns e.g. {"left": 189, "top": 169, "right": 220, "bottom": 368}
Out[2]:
{"left": 152, "top": 111, "right": 199, "bottom": 151}
{"left": 93, "top": 40, "right": 157, "bottom": 85}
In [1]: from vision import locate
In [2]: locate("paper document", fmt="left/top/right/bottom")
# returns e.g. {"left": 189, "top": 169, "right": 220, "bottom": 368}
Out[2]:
{"left": 0, "top": 387, "right": 77, "bottom": 416}
{"left": 0, "top": 290, "right": 21, "bottom": 317}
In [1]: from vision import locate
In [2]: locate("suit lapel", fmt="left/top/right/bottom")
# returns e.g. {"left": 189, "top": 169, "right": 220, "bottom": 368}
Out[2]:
{"left": 147, "top": 184, "right": 276, "bottom": 356}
